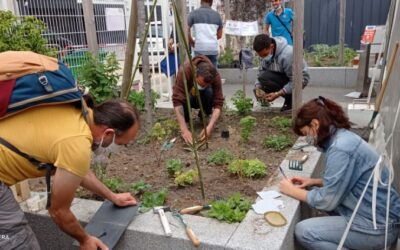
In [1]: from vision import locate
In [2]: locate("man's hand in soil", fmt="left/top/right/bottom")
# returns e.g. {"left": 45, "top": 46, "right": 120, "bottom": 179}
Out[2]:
{"left": 181, "top": 129, "right": 193, "bottom": 144}
{"left": 198, "top": 126, "right": 212, "bottom": 142}
{"left": 80, "top": 235, "right": 108, "bottom": 250}
{"left": 111, "top": 192, "right": 137, "bottom": 207}
{"left": 266, "top": 89, "right": 284, "bottom": 102}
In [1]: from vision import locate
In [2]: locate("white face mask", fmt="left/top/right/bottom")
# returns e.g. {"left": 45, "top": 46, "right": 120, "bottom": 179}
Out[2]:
{"left": 197, "top": 83, "right": 206, "bottom": 90}
{"left": 93, "top": 133, "right": 121, "bottom": 156}
{"left": 305, "top": 133, "right": 318, "bottom": 146}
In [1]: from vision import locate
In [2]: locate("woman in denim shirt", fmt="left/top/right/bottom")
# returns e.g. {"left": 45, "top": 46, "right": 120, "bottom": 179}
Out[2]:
{"left": 280, "top": 97, "right": 400, "bottom": 250}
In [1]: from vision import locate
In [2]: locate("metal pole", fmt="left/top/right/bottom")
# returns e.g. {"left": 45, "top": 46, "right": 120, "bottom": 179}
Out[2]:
{"left": 82, "top": 0, "right": 98, "bottom": 55}
{"left": 292, "top": 0, "right": 304, "bottom": 118}
{"left": 338, "top": 0, "right": 346, "bottom": 65}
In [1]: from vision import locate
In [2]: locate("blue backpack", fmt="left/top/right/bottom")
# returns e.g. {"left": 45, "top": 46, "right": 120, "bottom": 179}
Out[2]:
{"left": 0, "top": 51, "right": 88, "bottom": 208}
{"left": 0, "top": 51, "right": 86, "bottom": 119}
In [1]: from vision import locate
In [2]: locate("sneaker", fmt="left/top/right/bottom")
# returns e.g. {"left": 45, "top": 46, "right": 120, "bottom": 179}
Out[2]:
{"left": 280, "top": 104, "right": 292, "bottom": 112}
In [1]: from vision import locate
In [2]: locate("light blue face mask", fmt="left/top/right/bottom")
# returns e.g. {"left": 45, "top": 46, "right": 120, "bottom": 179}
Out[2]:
{"left": 305, "top": 133, "right": 317, "bottom": 146}
{"left": 264, "top": 53, "right": 273, "bottom": 62}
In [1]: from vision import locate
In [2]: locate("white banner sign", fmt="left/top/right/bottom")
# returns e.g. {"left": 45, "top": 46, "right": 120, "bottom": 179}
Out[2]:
{"left": 105, "top": 8, "right": 125, "bottom": 31}
{"left": 224, "top": 20, "right": 259, "bottom": 37}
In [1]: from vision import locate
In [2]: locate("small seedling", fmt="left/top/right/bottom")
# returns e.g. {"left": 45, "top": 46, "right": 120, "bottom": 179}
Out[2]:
{"left": 139, "top": 188, "right": 168, "bottom": 213}
{"left": 205, "top": 193, "right": 252, "bottom": 223}
{"left": 174, "top": 170, "right": 198, "bottom": 186}
{"left": 165, "top": 159, "right": 184, "bottom": 177}
{"left": 104, "top": 177, "right": 124, "bottom": 192}
{"left": 130, "top": 180, "right": 152, "bottom": 195}
{"left": 231, "top": 90, "right": 253, "bottom": 115}
{"left": 207, "top": 149, "right": 235, "bottom": 165}
{"left": 228, "top": 159, "right": 267, "bottom": 178}
{"left": 239, "top": 116, "right": 257, "bottom": 141}
{"left": 271, "top": 116, "right": 292, "bottom": 131}
{"left": 263, "top": 135, "right": 292, "bottom": 151}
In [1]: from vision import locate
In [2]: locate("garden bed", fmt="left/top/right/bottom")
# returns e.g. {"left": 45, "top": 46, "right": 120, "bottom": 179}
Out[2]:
{"left": 94, "top": 108, "right": 296, "bottom": 210}
{"left": 29, "top": 108, "right": 296, "bottom": 214}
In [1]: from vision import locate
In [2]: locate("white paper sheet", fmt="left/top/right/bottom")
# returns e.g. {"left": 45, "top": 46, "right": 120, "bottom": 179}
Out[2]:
{"left": 257, "top": 190, "right": 281, "bottom": 200}
{"left": 252, "top": 198, "right": 284, "bottom": 215}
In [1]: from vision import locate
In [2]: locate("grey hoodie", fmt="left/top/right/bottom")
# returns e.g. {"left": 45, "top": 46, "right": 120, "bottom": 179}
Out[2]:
{"left": 256, "top": 37, "right": 310, "bottom": 94}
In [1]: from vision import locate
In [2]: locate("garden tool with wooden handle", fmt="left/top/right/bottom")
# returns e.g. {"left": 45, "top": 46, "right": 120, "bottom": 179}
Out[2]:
{"left": 153, "top": 206, "right": 172, "bottom": 236}
{"left": 180, "top": 204, "right": 212, "bottom": 215}
{"left": 173, "top": 212, "right": 200, "bottom": 247}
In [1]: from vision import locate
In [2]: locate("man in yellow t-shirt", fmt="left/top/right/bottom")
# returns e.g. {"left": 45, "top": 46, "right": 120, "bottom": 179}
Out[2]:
{"left": 0, "top": 100, "right": 140, "bottom": 250}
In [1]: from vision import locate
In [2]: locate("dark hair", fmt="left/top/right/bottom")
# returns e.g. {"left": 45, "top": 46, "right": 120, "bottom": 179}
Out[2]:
{"left": 253, "top": 34, "right": 273, "bottom": 52}
{"left": 201, "top": 0, "right": 213, "bottom": 5}
{"left": 196, "top": 62, "right": 217, "bottom": 84}
{"left": 93, "top": 100, "right": 140, "bottom": 136}
{"left": 293, "top": 96, "right": 351, "bottom": 147}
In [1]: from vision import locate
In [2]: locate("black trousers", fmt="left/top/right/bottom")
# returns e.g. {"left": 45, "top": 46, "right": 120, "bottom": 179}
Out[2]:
{"left": 256, "top": 70, "right": 291, "bottom": 106}
{"left": 183, "top": 87, "right": 213, "bottom": 122}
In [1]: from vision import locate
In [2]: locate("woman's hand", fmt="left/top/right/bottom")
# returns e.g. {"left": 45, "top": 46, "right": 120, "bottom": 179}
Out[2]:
{"left": 279, "top": 178, "right": 296, "bottom": 196}
{"left": 290, "top": 177, "right": 313, "bottom": 189}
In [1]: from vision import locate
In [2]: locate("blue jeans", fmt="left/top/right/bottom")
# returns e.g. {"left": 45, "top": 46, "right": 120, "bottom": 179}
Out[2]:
{"left": 295, "top": 216, "right": 399, "bottom": 250}
{"left": 183, "top": 87, "right": 213, "bottom": 122}
{"left": 194, "top": 52, "right": 217, "bottom": 68}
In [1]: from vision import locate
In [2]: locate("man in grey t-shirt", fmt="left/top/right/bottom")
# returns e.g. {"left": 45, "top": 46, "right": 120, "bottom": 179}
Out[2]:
{"left": 188, "top": 0, "right": 223, "bottom": 67}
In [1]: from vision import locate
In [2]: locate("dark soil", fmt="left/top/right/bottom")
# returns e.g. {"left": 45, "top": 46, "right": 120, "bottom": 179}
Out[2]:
{"left": 103, "top": 108, "right": 297, "bottom": 210}
{"left": 30, "top": 109, "right": 297, "bottom": 210}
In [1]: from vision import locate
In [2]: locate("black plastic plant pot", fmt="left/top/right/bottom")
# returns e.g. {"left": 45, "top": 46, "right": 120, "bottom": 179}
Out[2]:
{"left": 221, "top": 130, "right": 230, "bottom": 138}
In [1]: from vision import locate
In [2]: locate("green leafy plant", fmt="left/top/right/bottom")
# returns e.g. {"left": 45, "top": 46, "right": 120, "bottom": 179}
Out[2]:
{"left": 165, "top": 159, "right": 183, "bottom": 177}
{"left": 228, "top": 159, "right": 267, "bottom": 178}
{"left": 78, "top": 52, "right": 119, "bottom": 103}
{"left": 104, "top": 177, "right": 124, "bottom": 192}
{"left": 205, "top": 193, "right": 252, "bottom": 223}
{"left": 305, "top": 44, "right": 357, "bottom": 67}
{"left": 130, "top": 180, "right": 152, "bottom": 195}
{"left": 231, "top": 90, "right": 253, "bottom": 115}
{"left": 263, "top": 135, "right": 292, "bottom": 150}
{"left": 207, "top": 149, "right": 235, "bottom": 165}
{"left": 218, "top": 47, "right": 235, "bottom": 66}
{"left": 0, "top": 10, "right": 57, "bottom": 56}
{"left": 239, "top": 116, "right": 257, "bottom": 141}
{"left": 163, "top": 118, "right": 180, "bottom": 137}
{"left": 271, "top": 116, "right": 292, "bottom": 131}
{"left": 91, "top": 162, "right": 107, "bottom": 182}
{"left": 139, "top": 188, "right": 168, "bottom": 213}
{"left": 127, "top": 89, "right": 160, "bottom": 111}
{"left": 174, "top": 170, "right": 198, "bottom": 186}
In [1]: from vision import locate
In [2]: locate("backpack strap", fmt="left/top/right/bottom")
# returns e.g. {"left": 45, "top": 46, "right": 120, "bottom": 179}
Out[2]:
{"left": 274, "top": 12, "right": 293, "bottom": 40}
{"left": 0, "top": 137, "right": 54, "bottom": 209}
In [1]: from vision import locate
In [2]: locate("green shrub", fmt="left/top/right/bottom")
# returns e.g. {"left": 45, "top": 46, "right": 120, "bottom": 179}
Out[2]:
{"left": 271, "top": 116, "right": 292, "bottom": 130}
{"left": 0, "top": 10, "right": 57, "bottom": 56}
{"left": 139, "top": 188, "right": 168, "bottom": 213}
{"left": 127, "top": 89, "right": 160, "bottom": 111}
{"left": 231, "top": 90, "right": 253, "bottom": 115}
{"left": 218, "top": 47, "right": 235, "bottom": 66}
{"left": 174, "top": 170, "right": 198, "bottom": 186}
{"left": 206, "top": 193, "right": 251, "bottom": 223}
{"left": 263, "top": 135, "right": 292, "bottom": 150}
{"left": 207, "top": 149, "right": 235, "bottom": 165}
{"left": 305, "top": 44, "right": 357, "bottom": 67}
{"left": 165, "top": 159, "right": 183, "bottom": 177}
{"left": 228, "top": 159, "right": 267, "bottom": 178}
{"left": 78, "top": 52, "right": 119, "bottom": 103}
{"left": 239, "top": 116, "right": 257, "bottom": 141}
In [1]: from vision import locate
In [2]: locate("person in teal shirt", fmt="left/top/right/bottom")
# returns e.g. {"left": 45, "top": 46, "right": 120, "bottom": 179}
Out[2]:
{"left": 265, "top": 0, "right": 293, "bottom": 45}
